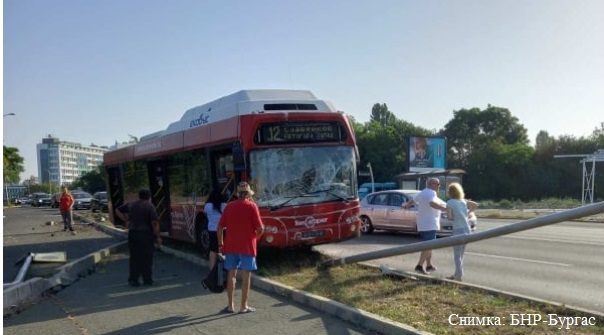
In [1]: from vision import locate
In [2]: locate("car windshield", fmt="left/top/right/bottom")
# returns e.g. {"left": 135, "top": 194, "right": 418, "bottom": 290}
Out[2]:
{"left": 249, "top": 146, "right": 357, "bottom": 208}
{"left": 73, "top": 192, "right": 91, "bottom": 199}
{"left": 97, "top": 193, "right": 107, "bottom": 199}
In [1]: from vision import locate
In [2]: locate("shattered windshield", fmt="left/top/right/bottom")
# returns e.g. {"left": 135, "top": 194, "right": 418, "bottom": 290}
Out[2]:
{"left": 249, "top": 146, "right": 357, "bottom": 208}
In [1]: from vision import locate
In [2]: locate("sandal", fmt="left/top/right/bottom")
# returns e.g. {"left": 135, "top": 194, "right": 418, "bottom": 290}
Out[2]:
{"left": 239, "top": 306, "right": 256, "bottom": 314}
{"left": 220, "top": 307, "right": 235, "bottom": 314}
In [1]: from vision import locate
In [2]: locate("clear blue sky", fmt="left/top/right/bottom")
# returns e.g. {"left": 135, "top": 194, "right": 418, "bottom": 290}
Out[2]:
{"left": 3, "top": 0, "right": 604, "bottom": 182}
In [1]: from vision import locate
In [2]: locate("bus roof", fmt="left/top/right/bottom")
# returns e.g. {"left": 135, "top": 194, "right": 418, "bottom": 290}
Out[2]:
{"left": 139, "top": 89, "right": 338, "bottom": 142}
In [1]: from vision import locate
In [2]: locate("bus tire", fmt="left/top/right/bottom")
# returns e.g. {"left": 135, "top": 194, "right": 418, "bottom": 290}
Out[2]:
{"left": 195, "top": 214, "right": 210, "bottom": 259}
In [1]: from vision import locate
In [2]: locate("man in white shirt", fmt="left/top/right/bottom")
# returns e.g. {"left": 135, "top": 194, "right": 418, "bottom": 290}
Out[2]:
{"left": 404, "top": 177, "right": 447, "bottom": 274}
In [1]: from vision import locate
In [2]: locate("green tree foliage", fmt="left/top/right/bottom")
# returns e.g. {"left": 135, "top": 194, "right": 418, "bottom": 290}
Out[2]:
{"left": 70, "top": 167, "right": 107, "bottom": 193}
{"left": 465, "top": 143, "right": 534, "bottom": 200}
{"left": 3, "top": 146, "right": 25, "bottom": 183}
{"left": 353, "top": 101, "right": 602, "bottom": 202}
{"left": 354, "top": 104, "right": 433, "bottom": 182}
{"left": 370, "top": 103, "right": 396, "bottom": 126}
{"left": 440, "top": 106, "right": 529, "bottom": 168}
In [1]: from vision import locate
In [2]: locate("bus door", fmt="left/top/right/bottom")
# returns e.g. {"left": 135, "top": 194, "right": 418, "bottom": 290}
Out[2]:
{"left": 107, "top": 166, "right": 125, "bottom": 226}
{"left": 210, "top": 147, "right": 237, "bottom": 201}
{"left": 147, "top": 160, "right": 171, "bottom": 233}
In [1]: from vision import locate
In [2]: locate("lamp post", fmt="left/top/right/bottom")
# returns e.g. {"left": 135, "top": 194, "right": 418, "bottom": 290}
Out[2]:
{"left": 3, "top": 113, "right": 16, "bottom": 117}
{"left": 367, "top": 162, "right": 375, "bottom": 193}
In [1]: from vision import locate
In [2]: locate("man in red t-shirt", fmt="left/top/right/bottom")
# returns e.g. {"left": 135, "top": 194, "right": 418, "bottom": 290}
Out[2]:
{"left": 59, "top": 187, "right": 75, "bottom": 235}
{"left": 217, "top": 182, "right": 264, "bottom": 314}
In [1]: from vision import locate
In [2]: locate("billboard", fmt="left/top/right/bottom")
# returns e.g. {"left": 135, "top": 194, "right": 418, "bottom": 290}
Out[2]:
{"left": 407, "top": 136, "right": 447, "bottom": 172}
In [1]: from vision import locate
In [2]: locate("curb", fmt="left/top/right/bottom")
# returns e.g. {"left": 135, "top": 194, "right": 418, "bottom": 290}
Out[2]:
{"left": 3, "top": 238, "right": 127, "bottom": 316}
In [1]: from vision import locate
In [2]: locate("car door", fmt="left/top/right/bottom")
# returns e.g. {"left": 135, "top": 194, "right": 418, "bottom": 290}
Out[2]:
{"left": 385, "top": 193, "right": 415, "bottom": 232}
{"left": 366, "top": 193, "right": 389, "bottom": 229}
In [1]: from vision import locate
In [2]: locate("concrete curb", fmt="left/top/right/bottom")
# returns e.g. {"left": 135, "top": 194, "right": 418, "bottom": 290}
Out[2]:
{"left": 251, "top": 275, "right": 431, "bottom": 335}
{"left": 3, "top": 239, "right": 127, "bottom": 316}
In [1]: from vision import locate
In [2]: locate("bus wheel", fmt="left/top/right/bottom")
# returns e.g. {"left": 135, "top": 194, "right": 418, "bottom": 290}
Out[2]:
{"left": 360, "top": 216, "right": 374, "bottom": 234}
{"left": 195, "top": 215, "right": 210, "bottom": 259}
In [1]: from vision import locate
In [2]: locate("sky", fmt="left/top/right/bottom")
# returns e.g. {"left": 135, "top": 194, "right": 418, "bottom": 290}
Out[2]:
{"left": 3, "top": 0, "right": 604, "bottom": 182}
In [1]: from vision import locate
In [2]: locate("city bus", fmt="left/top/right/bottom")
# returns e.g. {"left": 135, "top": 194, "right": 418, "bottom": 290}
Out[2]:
{"left": 103, "top": 89, "right": 361, "bottom": 255}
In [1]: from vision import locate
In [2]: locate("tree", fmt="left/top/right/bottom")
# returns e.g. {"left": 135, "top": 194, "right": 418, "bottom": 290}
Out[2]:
{"left": 370, "top": 103, "right": 396, "bottom": 127}
{"left": 465, "top": 142, "right": 534, "bottom": 200}
{"left": 3, "top": 146, "right": 25, "bottom": 184}
{"left": 354, "top": 105, "right": 433, "bottom": 182}
{"left": 70, "top": 168, "right": 107, "bottom": 193}
{"left": 440, "top": 105, "right": 529, "bottom": 168}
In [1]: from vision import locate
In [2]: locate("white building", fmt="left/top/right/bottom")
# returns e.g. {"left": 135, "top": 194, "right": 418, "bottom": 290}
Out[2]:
{"left": 36, "top": 135, "right": 109, "bottom": 186}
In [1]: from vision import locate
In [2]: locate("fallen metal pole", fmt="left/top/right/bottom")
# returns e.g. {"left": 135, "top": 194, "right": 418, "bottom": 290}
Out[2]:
{"left": 3, "top": 253, "right": 34, "bottom": 289}
{"left": 320, "top": 201, "right": 604, "bottom": 269}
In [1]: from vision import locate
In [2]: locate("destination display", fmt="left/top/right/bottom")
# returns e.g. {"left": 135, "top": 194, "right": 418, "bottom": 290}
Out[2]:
{"left": 257, "top": 122, "right": 345, "bottom": 144}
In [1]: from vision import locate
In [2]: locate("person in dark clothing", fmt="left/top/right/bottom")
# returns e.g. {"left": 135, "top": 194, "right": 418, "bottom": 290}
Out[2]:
{"left": 115, "top": 189, "right": 161, "bottom": 286}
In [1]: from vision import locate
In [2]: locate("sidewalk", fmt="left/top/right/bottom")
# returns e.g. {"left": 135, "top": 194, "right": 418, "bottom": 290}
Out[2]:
{"left": 3, "top": 224, "right": 427, "bottom": 335}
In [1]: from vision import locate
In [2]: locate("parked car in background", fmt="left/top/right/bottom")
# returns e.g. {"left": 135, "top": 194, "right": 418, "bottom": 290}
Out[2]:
{"left": 31, "top": 192, "right": 52, "bottom": 207}
{"left": 91, "top": 191, "right": 108, "bottom": 212}
{"left": 14, "top": 196, "right": 31, "bottom": 205}
{"left": 71, "top": 191, "right": 93, "bottom": 210}
{"left": 51, "top": 192, "right": 62, "bottom": 208}
{"left": 359, "top": 189, "right": 476, "bottom": 236}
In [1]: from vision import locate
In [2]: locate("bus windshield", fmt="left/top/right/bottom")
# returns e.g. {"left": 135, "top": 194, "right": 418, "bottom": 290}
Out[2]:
{"left": 250, "top": 146, "right": 356, "bottom": 208}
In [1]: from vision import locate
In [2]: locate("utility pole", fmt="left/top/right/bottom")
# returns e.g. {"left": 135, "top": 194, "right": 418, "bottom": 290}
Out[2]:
{"left": 367, "top": 163, "right": 375, "bottom": 193}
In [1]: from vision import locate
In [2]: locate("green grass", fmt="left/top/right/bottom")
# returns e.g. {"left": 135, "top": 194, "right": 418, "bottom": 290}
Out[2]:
{"left": 257, "top": 248, "right": 604, "bottom": 335}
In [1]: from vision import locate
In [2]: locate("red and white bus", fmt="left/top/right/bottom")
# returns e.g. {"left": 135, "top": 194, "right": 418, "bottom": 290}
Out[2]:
{"left": 103, "top": 89, "right": 361, "bottom": 254}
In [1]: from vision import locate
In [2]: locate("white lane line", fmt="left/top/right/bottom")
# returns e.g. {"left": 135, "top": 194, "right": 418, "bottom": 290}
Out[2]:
{"left": 465, "top": 252, "right": 572, "bottom": 267}
{"left": 503, "top": 234, "right": 604, "bottom": 247}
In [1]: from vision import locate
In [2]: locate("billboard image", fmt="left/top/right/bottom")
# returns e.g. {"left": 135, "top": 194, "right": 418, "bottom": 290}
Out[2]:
{"left": 407, "top": 136, "right": 446, "bottom": 172}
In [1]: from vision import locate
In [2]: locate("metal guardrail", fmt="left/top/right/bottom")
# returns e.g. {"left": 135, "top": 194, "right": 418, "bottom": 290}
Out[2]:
{"left": 320, "top": 201, "right": 604, "bottom": 269}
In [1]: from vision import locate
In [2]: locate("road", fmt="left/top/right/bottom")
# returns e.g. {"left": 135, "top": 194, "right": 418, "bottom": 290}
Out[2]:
{"left": 315, "top": 218, "right": 604, "bottom": 313}
{"left": 3, "top": 206, "right": 124, "bottom": 283}
{"left": 2, "top": 206, "right": 387, "bottom": 335}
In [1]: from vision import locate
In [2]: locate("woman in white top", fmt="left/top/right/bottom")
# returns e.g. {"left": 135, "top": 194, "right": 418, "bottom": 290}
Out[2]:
{"left": 205, "top": 189, "right": 227, "bottom": 269}
{"left": 446, "top": 183, "right": 478, "bottom": 281}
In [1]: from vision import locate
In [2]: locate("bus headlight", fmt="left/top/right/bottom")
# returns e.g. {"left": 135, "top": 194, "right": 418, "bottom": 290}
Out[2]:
{"left": 265, "top": 235, "right": 274, "bottom": 243}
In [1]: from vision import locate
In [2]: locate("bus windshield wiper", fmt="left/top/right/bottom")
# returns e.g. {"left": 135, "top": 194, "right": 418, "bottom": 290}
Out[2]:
{"left": 269, "top": 193, "right": 318, "bottom": 211}
{"left": 309, "top": 187, "right": 352, "bottom": 203}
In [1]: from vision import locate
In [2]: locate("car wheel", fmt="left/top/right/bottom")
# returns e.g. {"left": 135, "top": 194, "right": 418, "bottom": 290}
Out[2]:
{"left": 360, "top": 216, "right": 374, "bottom": 234}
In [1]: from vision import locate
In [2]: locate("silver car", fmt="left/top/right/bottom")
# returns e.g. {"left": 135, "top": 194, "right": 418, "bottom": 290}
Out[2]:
{"left": 359, "top": 189, "right": 476, "bottom": 236}
{"left": 72, "top": 191, "right": 93, "bottom": 210}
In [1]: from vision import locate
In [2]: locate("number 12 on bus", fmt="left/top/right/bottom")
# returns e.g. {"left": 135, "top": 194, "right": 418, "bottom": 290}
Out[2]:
{"left": 103, "top": 90, "right": 361, "bottom": 254}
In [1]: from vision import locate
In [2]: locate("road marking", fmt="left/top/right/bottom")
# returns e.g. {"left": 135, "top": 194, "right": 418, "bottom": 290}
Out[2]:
{"left": 503, "top": 235, "right": 604, "bottom": 247}
{"left": 466, "top": 252, "right": 572, "bottom": 267}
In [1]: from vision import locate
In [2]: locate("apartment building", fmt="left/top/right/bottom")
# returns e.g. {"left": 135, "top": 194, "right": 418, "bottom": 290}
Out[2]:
{"left": 36, "top": 135, "right": 109, "bottom": 186}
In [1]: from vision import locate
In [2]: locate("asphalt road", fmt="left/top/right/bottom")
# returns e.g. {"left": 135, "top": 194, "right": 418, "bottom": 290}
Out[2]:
{"left": 2, "top": 206, "right": 389, "bottom": 335}
{"left": 3, "top": 206, "right": 124, "bottom": 283}
{"left": 314, "top": 218, "right": 604, "bottom": 313}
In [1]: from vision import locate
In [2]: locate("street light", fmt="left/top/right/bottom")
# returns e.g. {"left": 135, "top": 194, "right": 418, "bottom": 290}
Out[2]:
{"left": 367, "top": 162, "right": 375, "bottom": 193}
{"left": 3, "top": 113, "right": 16, "bottom": 117}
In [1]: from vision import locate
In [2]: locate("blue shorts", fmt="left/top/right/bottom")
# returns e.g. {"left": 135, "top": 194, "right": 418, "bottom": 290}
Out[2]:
{"left": 419, "top": 230, "right": 438, "bottom": 241}
{"left": 224, "top": 254, "right": 257, "bottom": 271}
